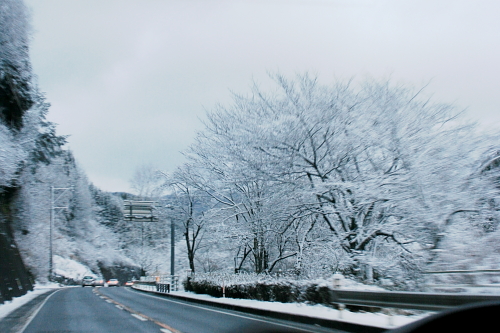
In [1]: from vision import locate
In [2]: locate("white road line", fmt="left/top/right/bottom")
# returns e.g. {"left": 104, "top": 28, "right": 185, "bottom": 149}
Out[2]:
{"left": 125, "top": 288, "right": 316, "bottom": 333}
{"left": 105, "top": 299, "right": 112, "bottom": 303}
{"left": 98, "top": 289, "right": 182, "bottom": 333}
{"left": 131, "top": 313, "right": 148, "bottom": 321}
{"left": 18, "top": 289, "right": 61, "bottom": 333}
{"left": 115, "top": 305, "right": 124, "bottom": 310}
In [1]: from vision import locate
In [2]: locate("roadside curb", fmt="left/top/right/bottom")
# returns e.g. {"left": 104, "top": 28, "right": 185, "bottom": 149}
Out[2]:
{"left": 131, "top": 287, "right": 385, "bottom": 333}
{"left": 0, "top": 289, "right": 59, "bottom": 333}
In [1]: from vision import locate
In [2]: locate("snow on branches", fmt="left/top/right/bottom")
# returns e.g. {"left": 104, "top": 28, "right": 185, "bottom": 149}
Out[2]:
{"left": 177, "top": 74, "right": 499, "bottom": 287}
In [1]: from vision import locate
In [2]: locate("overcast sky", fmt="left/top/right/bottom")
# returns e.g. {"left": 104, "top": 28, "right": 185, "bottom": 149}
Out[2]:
{"left": 24, "top": 0, "right": 500, "bottom": 193}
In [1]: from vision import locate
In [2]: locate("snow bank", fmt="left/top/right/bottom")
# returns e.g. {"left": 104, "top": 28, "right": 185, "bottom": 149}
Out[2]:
{"left": 134, "top": 283, "right": 428, "bottom": 329}
{"left": 168, "top": 289, "right": 430, "bottom": 329}
{"left": 0, "top": 283, "right": 59, "bottom": 320}
{"left": 53, "top": 255, "right": 95, "bottom": 280}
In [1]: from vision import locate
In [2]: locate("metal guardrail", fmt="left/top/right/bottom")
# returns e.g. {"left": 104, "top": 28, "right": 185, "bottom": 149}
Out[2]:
{"left": 329, "top": 289, "right": 500, "bottom": 311}
{"left": 424, "top": 269, "right": 500, "bottom": 274}
{"left": 134, "top": 280, "right": 156, "bottom": 291}
{"left": 131, "top": 281, "right": 500, "bottom": 332}
{"left": 135, "top": 274, "right": 500, "bottom": 312}
{"left": 156, "top": 283, "right": 170, "bottom": 293}
{"left": 426, "top": 284, "right": 500, "bottom": 289}
{"left": 135, "top": 275, "right": 180, "bottom": 292}
{"left": 423, "top": 269, "right": 500, "bottom": 291}
{"left": 131, "top": 286, "right": 387, "bottom": 333}
{"left": 135, "top": 276, "right": 500, "bottom": 312}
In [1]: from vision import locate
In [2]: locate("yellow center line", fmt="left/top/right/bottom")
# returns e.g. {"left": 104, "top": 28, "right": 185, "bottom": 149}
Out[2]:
{"left": 93, "top": 288, "right": 182, "bottom": 333}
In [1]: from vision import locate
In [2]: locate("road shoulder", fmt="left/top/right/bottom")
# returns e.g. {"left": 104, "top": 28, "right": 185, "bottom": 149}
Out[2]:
{"left": 0, "top": 289, "right": 60, "bottom": 333}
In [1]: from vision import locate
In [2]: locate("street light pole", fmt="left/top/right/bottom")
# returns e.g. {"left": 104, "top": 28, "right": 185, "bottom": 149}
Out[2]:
{"left": 163, "top": 204, "right": 175, "bottom": 277}
{"left": 49, "top": 187, "right": 54, "bottom": 280}
{"left": 49, "top": 186, "right": 72, "bottom": 281}
{"left": 170, "top": 216, "right": 175, "bottom": 276}
{"left": 141, "top": 220, "right": 144, "bottom": 275}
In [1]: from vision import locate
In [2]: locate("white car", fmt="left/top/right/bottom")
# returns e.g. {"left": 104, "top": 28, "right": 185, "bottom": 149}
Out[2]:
{"left": 81, "top": 276, "right": 95, "bottom": 287}
{"left": 107, "top": 279, "right": 120, "bottom": 287}
{"left": 93, "top": 278, "right": 105, "bottom": 287}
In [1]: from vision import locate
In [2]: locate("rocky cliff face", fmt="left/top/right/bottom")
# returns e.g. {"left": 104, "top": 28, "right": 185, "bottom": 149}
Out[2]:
{"left": 0, "top": 187, "right": 33, "bottom": 303}
{"left": 0, "top": 0, "right": 50, "bottom": 303}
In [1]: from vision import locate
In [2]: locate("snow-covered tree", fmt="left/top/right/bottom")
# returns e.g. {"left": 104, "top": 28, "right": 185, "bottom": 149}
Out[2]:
{"left": 1, "top": 0, "right": 141, "bottom": 285}
{"left": 129, "top": 163, "right": 164, "bottom": 200}
{"left": 185, "top": 134, "right": 300, "bottom": 274}
{"left": 184, "top": 74, "right": 499, "bottom": 286}
{"left": 12, "top": 151, "right": 135, "bottom": 281}
{"left": 0, "top": 0, "right": 33, "bottom": 130}
{"left": 161, "top": 164, "right": 212, "bottom": 274}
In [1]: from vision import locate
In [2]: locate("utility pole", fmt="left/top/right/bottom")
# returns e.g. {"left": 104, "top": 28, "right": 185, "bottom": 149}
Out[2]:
{"left": 163, "top": 205, "right": 175, "bottom": 277}
{"left": 49, "top": 187, "right": 53, "bottom": 281}
{"left": 171, "top": 216, "right": 175, "bottom": 276}
{"left": 49, "top": 186, "right": 72, "bottom": 281}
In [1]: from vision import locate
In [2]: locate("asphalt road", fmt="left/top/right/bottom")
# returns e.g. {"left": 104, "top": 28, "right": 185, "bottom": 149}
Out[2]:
{"left": 20, "top": 287, "right": 345, "bottom": 333}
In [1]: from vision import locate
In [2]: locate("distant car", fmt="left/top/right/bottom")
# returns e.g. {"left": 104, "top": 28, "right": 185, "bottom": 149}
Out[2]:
{"left": 107, "top": 279, "right": 119, "bottom": 287}
{"left": 93, "top": 278, "right": 105, "bottom": 287}
{"left": 82, "top": 276, "right": 95, "bottom": 287}
{"left": 124, "top": 281, "right": 134, "bottom": 286}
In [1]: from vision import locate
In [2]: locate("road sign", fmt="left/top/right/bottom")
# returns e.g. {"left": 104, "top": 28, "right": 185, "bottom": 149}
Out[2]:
{"left": 123, "top": 200, "right": 158, "bottom": 222}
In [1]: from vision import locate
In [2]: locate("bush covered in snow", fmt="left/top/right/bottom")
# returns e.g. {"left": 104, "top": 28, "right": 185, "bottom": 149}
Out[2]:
{"left": 183, "top": 272, "right": 384, "bottom": 306}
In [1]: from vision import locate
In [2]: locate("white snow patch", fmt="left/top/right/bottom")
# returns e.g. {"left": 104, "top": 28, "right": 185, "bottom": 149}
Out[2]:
{"left": 134, "top": 285, "right": 431, "bottom": 329}
{"left": 0, "top": 283, "right": 59, "bottom": 320}
{"left": 53, "top": 255, "right": 95, "bottom": 280}
{"left": 174, "top": 291, "right": 430, "bottom": 329}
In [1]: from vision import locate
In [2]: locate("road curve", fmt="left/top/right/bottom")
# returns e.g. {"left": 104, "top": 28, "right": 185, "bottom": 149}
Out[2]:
{"left": 21, "top": 287, "right": 345, "bottom": 333}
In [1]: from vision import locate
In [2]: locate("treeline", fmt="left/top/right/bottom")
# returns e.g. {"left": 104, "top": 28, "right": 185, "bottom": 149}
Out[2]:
{"left": 0, "top": 0, "right": 142, "bottom": 293}
{"left": 0, "top": 0, "right": 62, "bottom": 301}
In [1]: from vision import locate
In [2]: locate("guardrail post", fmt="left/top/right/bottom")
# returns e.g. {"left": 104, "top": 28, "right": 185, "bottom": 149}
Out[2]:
{"left": 338, "top": 303, "right": 345, "bottom": 319}
{"left": 387, "top": 312, "right": 394, "bottom": 326}
{"left": 332, "top": 273, "right": 343, "bottom": 289}
{"left": 170, "top": 275, "right": 179, "bottom": 291}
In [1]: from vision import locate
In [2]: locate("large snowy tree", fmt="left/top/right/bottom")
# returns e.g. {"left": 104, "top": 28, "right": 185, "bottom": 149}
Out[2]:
{"left": 184, "top": 74, "right": 499, "bottom": 286}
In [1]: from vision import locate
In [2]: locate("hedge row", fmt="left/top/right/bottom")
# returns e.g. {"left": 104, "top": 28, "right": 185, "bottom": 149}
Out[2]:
{"left": 183, "top": 278, "right": 334, "bottom": 306}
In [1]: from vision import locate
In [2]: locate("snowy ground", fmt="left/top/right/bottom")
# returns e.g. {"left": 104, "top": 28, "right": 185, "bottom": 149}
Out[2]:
{"left": 53, "top": 255, "right": 98, "bottom": 280}
{"left": 0, "top": 283, "right": 60, "bottom": 321}
{"left": 134, "top": 285, "right": 432, "bottom": 330}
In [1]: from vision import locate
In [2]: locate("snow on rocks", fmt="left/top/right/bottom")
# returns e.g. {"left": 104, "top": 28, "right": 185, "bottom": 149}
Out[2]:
{"left": 53, "top": 255, "right": 94, "bottom": 281}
